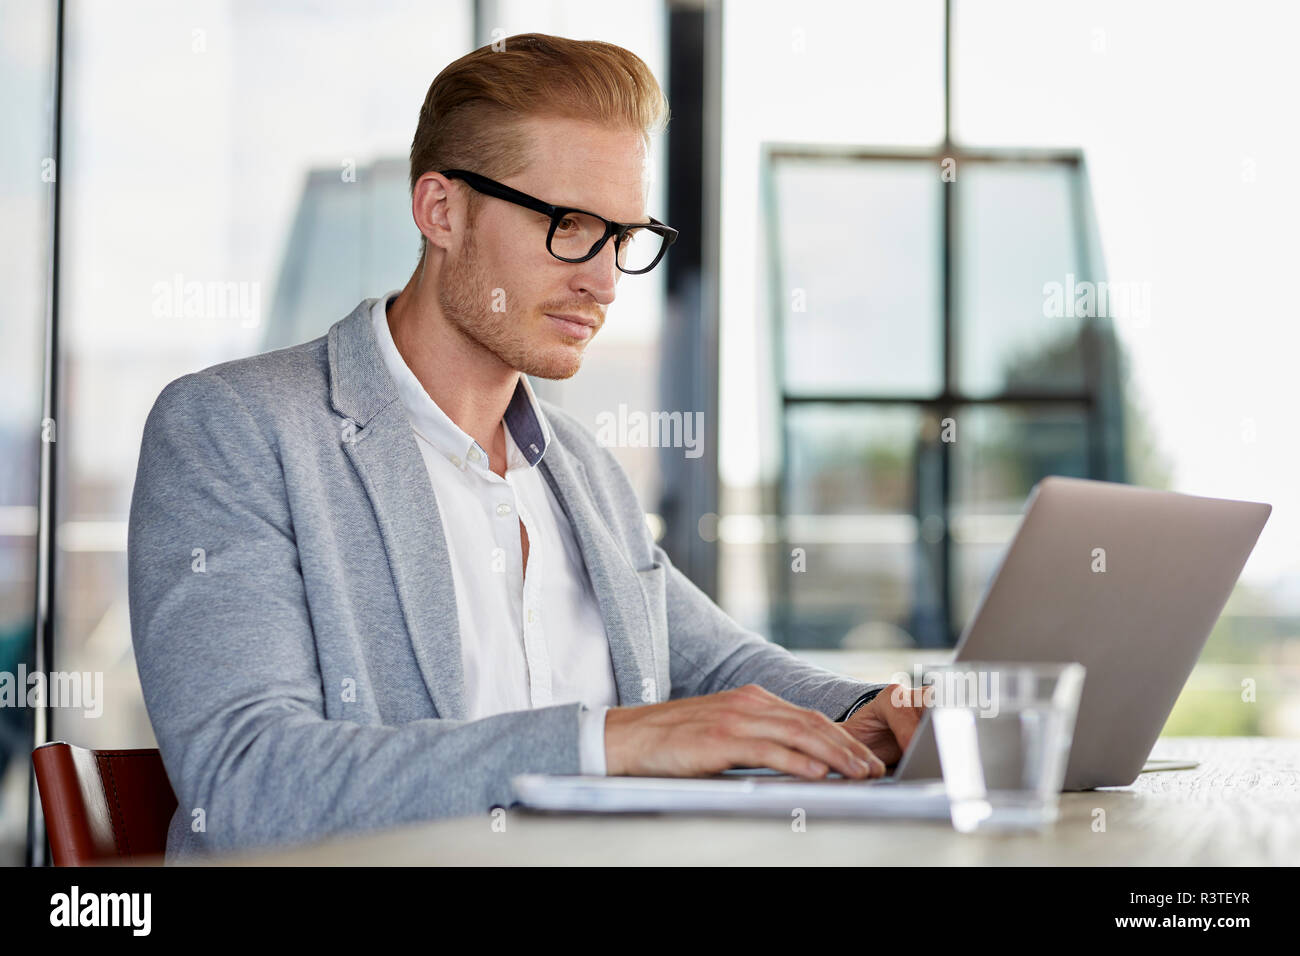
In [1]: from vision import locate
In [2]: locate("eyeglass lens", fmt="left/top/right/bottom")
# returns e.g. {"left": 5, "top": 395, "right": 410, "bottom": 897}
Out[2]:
{"left": 549, "top": 212, "right": 665, "bottom": 272}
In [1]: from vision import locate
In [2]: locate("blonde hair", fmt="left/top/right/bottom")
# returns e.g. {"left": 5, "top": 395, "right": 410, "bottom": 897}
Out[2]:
{"left": 408, "top": 33, "right": 670, "bottom": 258}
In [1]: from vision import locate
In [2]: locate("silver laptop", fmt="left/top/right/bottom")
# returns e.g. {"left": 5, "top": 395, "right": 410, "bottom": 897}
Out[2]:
{"left": 514, "top": 477, "right": 1270, "bottom": 816}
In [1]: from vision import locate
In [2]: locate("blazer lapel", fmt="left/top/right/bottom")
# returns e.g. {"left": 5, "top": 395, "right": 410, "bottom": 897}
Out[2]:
{"left": 326, "top": 297, "right": 654, "bottom": 717}
{"left": 327, "top": 300, "right": 467, "bottom": 720}
{"left": 540, "top": 443, "right": 655, "bottom": 707}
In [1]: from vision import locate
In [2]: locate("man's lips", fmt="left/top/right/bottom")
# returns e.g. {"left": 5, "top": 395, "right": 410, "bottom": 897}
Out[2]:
{"left": 546, "top": 312, "right": 598, "bottom": 327}
{"left": 546, "top": 313, "right": 600, "bottom": 338}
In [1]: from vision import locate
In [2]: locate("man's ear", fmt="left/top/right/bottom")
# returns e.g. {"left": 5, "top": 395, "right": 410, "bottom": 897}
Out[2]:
{"left": 412, "top": 171, "right": 459, "bottom": 255}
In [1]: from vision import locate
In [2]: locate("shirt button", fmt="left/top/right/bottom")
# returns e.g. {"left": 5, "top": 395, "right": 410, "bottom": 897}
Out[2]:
{"left": 496, "top": 502, "right": 512, "bottom": 517}
{"left": 450, "top": 454, "right": 461, "bottom": 468}
{"left": 467, "top": 447, "right": 481, "bottom": 462}
{"left": 527, "top": 609, "right": 536, "bottom": 624}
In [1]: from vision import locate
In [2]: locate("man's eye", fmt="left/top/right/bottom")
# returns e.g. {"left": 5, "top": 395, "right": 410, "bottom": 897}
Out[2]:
{"left": 556, "top": 217, "right": 578, "bottom": 232}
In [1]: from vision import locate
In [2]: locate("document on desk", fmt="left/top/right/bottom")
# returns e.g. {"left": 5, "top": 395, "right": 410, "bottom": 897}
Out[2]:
{"left": 512, "top": 773, "right": 952, "bottom": 818}
{"left": 1140, "top": 758, "right": 1200, "bottom": 772}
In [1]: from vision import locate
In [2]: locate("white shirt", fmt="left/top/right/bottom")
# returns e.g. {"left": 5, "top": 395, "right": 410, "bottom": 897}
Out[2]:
{"left": 371, "top": 292, "right": 617, "bottom": 774}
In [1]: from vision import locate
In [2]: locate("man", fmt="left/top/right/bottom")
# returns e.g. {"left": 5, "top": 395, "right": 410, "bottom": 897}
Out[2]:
{"left": 128, "top": 33, "right": 921, "bottom": 860}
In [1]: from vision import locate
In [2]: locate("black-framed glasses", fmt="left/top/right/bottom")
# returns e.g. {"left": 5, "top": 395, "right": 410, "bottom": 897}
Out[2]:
{"left": 440, "top": 169, "right": 679, "bottom": 275}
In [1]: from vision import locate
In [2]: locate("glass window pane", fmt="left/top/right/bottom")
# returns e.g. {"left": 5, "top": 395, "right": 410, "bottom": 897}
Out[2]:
{"left": 773, "top": 159, "right": 942, "bottom": 397}
{"left": 955, "top": 161, "right": 1088, "bottom": 397}
{"left": 0, "top": 0, "right": 56, "bottom": 865}
{"left": 950, "top": 404, "right": 1091, "bottom": 630}
{"left": 262, "top": 159, "right": 416, "bottom": 352}
{"left": 778, "top": 405, "right": 940, "bottom": 648}
{"left": 785, "top": 404, "right": 919, "bottom": 513}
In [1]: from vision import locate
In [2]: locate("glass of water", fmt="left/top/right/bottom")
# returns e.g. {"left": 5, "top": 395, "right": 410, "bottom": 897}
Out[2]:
{"left": 922, "top": 661, "right": 1086, "bottom": 834}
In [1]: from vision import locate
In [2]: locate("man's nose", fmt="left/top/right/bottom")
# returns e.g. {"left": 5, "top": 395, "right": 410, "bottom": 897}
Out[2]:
{"left": 573, "top": 236, "right": 620, "bottom": 305}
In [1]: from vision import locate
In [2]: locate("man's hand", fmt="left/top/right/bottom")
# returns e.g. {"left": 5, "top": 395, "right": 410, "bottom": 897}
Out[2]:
{"left": 839, "top": 683, "right": 925, "bottom": 767}
{"left": 604, "top": 684, "right": 888, "bottom": 780}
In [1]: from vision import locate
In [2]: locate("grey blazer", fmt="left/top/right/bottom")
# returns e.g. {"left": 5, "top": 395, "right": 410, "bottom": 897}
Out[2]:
{"left": 126, "top": 296, "right": 884, "bottom": 860}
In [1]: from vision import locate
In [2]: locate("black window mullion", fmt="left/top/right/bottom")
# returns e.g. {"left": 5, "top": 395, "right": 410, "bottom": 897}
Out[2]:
{"left": 939, "top": 148, "right": 956, "bottom": 645}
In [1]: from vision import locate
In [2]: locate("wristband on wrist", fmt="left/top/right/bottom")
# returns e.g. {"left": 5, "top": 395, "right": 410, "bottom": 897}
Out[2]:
{"left": 836, "top": 686, "right": 883, "bottom": 722}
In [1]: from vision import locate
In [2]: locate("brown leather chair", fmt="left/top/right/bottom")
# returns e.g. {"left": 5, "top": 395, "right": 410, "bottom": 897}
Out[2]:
{"left": 32, "top": 741, "right": 178, "bottom": 865}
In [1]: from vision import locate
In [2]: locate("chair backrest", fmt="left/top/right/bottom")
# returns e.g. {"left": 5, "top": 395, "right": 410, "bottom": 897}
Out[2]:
{"left": 32, "top": 741, "right": 178, "bottom": 865}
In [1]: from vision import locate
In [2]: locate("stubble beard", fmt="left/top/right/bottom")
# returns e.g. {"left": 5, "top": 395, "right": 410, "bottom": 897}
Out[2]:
{"left": 438, "top": 227, "right": 587, "bottom": 381}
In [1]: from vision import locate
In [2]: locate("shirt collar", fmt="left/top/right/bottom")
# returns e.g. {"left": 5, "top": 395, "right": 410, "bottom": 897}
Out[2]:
{"left": 370, "top": 291, "right": 552, "bottom": 473}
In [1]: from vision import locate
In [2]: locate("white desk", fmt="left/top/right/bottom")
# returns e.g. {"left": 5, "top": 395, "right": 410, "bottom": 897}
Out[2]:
{"left": 180, "top": 737, "right": 1300, "bottom": 866}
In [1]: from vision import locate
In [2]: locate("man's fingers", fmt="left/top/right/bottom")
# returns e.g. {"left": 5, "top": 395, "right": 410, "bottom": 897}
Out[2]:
{"left": 741, "top": 685, "right": 888, "bottom": 771}
{"left": 732, "top": 685, "right": 877, "bottom": 761}
{"left": 717, "top": 714, "right": 884, "bottom": 778}
{"left": 607, "top": 685, "right": 914, "bottom": 778}
{"left": 816, "top": 712, "right": 878, "bottom": 764}
{"left": 811, "top": 711, "right": 883, "bottom": 769}
{"left": 728, "top": 739, "right": 838, "bottom": 780}
{"left": 876, "top": 688, "right": 925, "bottom": 753}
